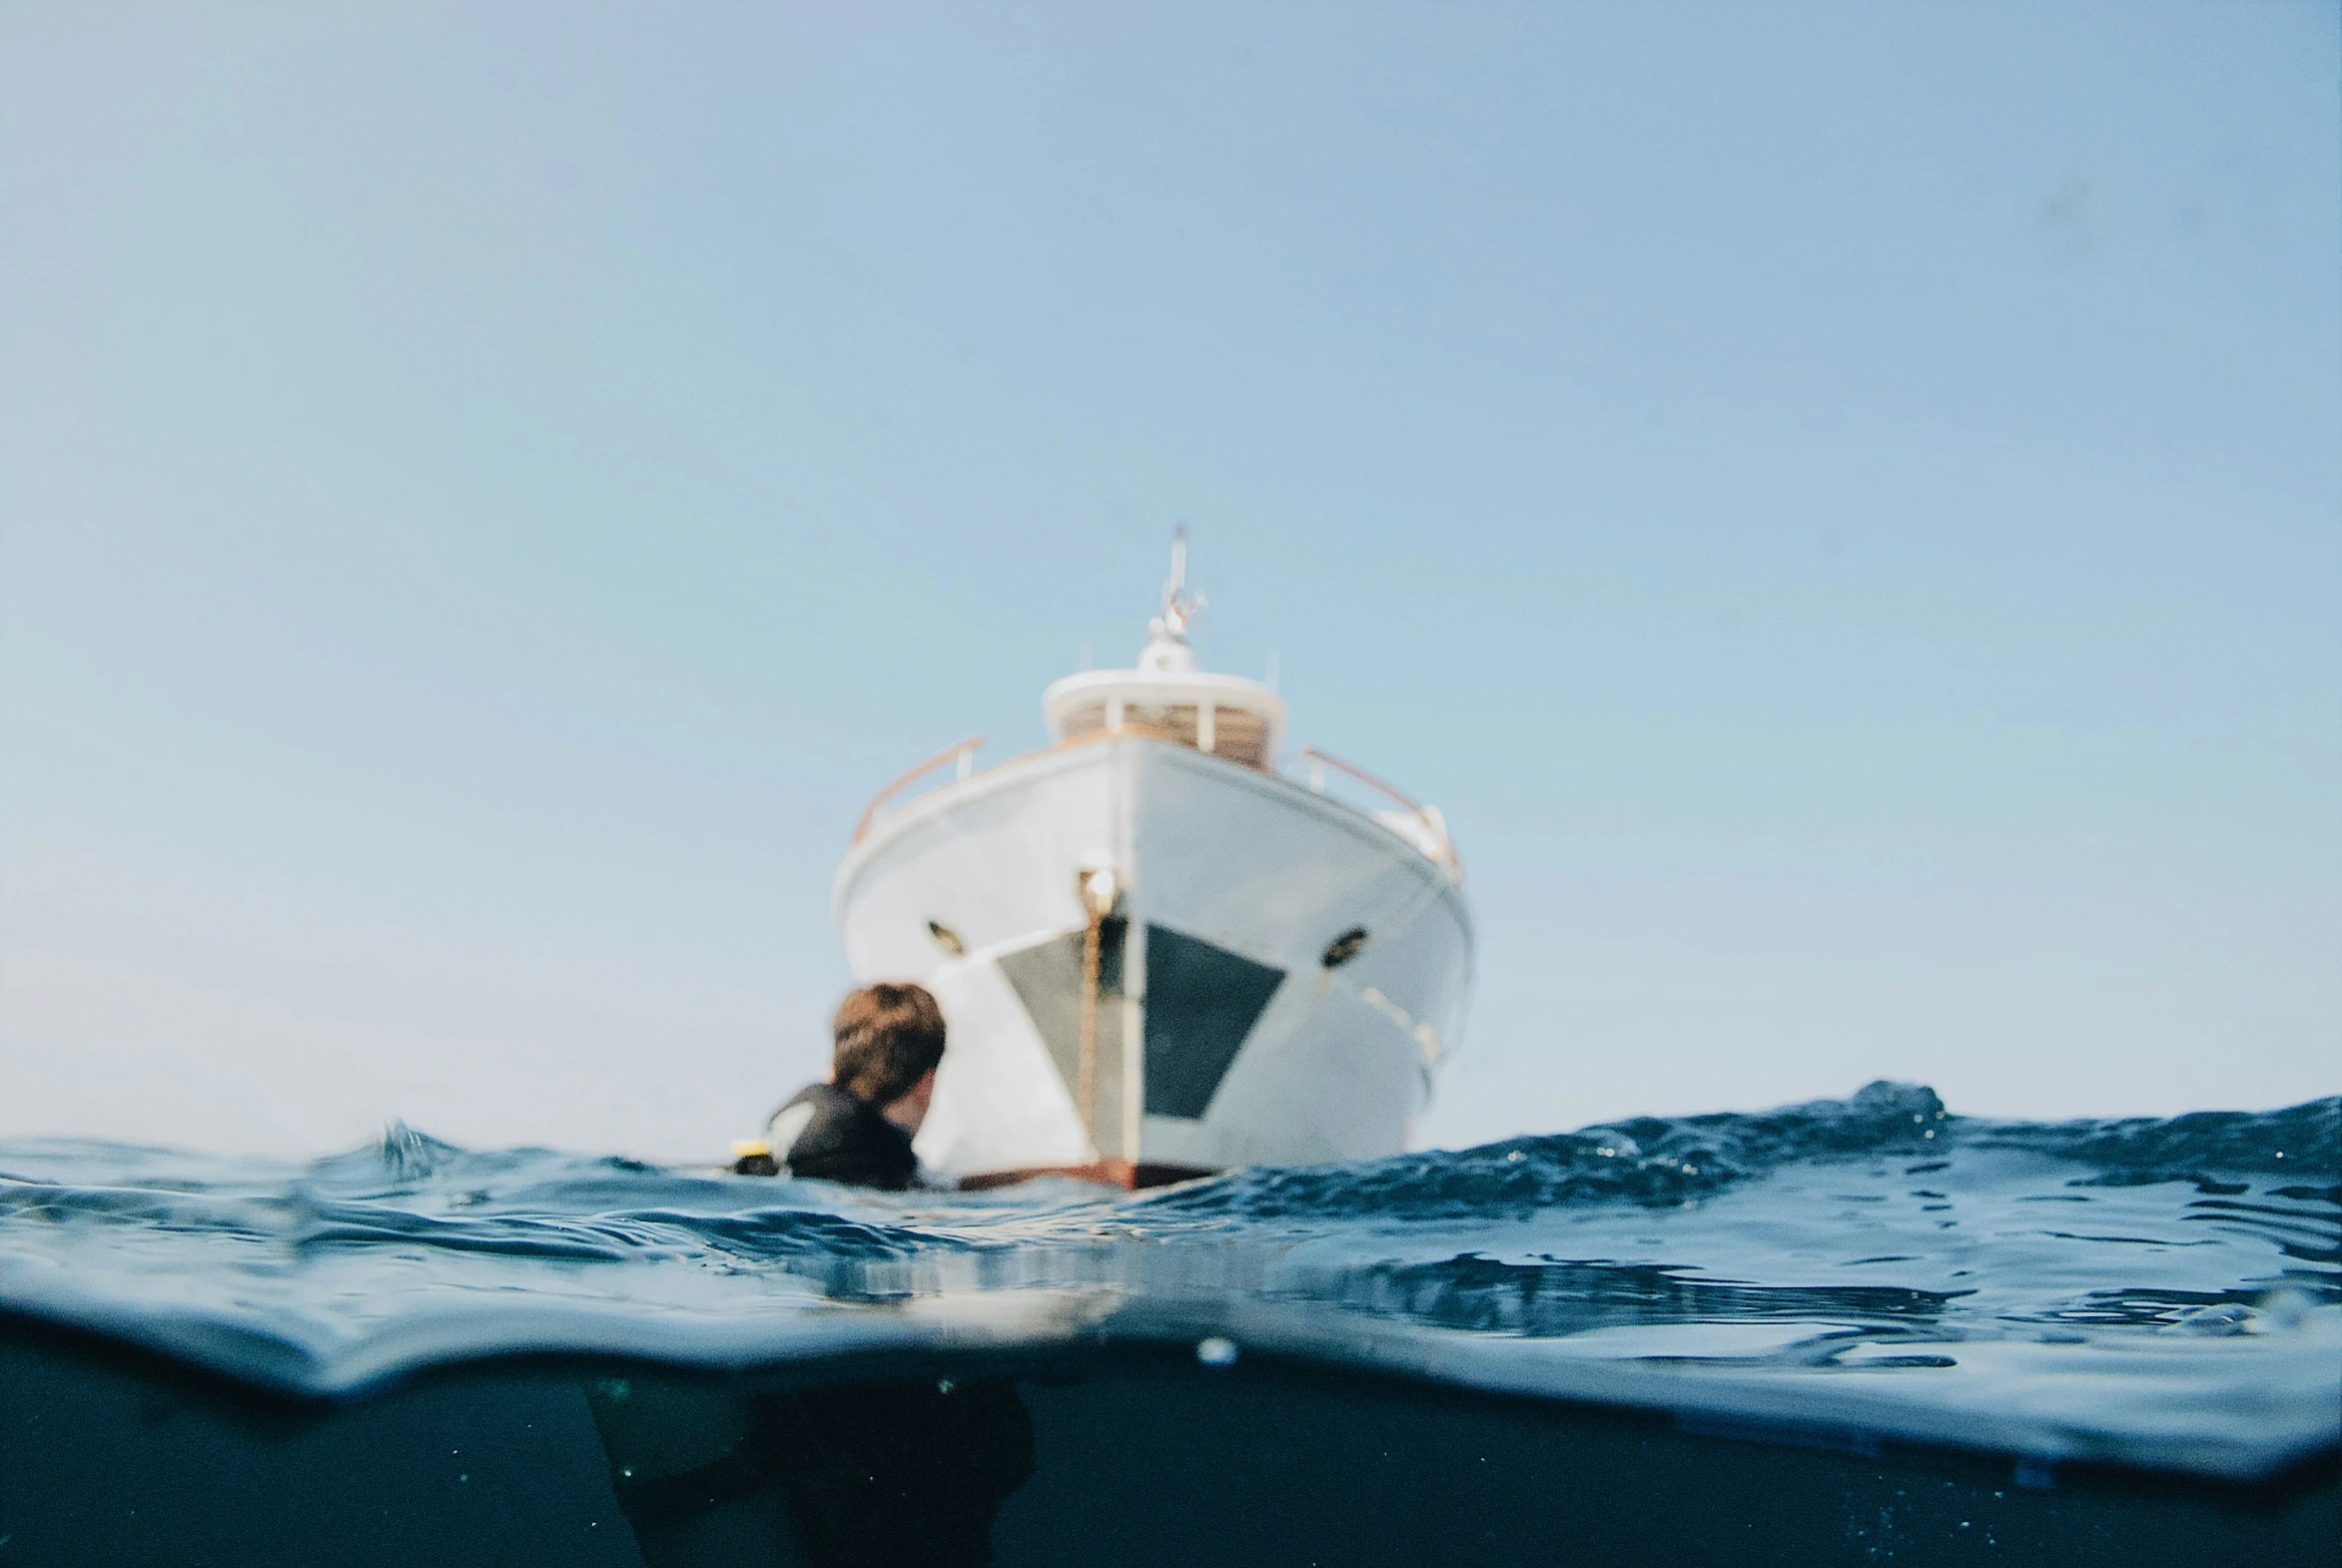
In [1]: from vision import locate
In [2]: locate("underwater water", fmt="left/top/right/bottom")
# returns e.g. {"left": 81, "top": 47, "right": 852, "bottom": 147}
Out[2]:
{"left": 0, "top": 1082, "right": 2334, "bottom": 1565}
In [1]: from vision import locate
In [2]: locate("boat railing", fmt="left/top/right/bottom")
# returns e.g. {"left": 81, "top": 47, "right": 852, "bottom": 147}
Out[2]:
{"left": 851, "top": 732, "right": 1461, "bottom": 886}
{"left": 1297, "top": 745, "right": 1463, "bottom": 886}
{"left": 853, "top": 734, "right": 985, "bottom": 844}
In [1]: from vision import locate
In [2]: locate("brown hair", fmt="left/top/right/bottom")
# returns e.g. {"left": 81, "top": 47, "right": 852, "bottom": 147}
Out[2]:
{"left": 832, "top": 982, "right": 947, "bottom": 1106}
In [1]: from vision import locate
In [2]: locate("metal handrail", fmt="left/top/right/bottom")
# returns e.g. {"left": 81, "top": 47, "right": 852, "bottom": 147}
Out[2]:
{"left": 853, "top": 734, "right": 985, "bottom": 844}
{"left": 1296, "top": 744, "right": 1462, "bottom": 884}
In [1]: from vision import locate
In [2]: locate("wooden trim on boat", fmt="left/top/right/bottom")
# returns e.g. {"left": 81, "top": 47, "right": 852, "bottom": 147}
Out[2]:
{"left": 1297, "top": 743, "right": 1463, "bottom": 885}
{"left": 852, "top": 734, "right": 985, "bottom": 843}
{"left": 957, "top": 1160, "right": 1216, "bottom": 1191}
{"left": 1297, "top": 744, "right": 1427, "bottom": 815}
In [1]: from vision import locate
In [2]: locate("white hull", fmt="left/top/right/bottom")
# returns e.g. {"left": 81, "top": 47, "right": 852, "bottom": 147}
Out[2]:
{"left": 834, "top": 735, "right": 1472, "bottom": 1183}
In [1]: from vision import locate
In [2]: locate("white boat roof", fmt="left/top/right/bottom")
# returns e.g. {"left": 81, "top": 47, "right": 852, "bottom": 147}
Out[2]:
{"left": 1040, "top": 534, "right": 1288, "bottom": 762}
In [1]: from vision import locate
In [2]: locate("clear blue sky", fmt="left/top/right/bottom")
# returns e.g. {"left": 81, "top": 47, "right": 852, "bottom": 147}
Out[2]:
{"left": 3, "top": 2, "right": 2335, "bottom": 1157}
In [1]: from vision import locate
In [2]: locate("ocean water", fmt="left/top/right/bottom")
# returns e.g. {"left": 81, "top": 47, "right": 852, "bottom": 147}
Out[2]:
{"left": 0, "top": 1082, "right": 2334, "bottom": 1565}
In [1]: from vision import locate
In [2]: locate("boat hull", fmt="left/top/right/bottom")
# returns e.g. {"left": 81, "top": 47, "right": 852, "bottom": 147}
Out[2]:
{"left": 833, "top": 736, "right": 1472, "bottom": 1185}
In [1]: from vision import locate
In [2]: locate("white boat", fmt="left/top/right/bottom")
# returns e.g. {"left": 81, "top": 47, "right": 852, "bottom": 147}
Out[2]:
{"left": 832, "top": 536, "right": 1473, "bottom": 1187}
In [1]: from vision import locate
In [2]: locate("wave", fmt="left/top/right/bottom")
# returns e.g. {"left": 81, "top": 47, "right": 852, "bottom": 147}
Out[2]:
{"left": 1, "top": 1085, "right": 2335, "bottom": 1480}
{"left": 1140, "top": 1084, "right": 2337, "bottom": 1223}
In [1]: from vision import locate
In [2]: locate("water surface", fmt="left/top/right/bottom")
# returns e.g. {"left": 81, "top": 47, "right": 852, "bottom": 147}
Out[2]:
{"left": 0, "top": 1083, "right": 2334, "bottom": 1563}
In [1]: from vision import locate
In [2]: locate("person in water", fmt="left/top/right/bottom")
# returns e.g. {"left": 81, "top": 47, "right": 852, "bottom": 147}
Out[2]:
{"left": 735, "top": 981, "right": 945, "bottom": 1188}
{"left": 615, "top": 985, "right": 1029, "bottom": 1565}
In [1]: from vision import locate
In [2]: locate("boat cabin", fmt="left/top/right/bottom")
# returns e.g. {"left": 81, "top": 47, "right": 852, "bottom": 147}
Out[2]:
{"left": 1042, "top": 618, "right": 1286, "bottom": 770}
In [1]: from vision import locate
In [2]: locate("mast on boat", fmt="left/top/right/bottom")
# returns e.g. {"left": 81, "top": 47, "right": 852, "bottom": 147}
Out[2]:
{"left": 1148, "top": 525, "right": 1204, "bottom": 661}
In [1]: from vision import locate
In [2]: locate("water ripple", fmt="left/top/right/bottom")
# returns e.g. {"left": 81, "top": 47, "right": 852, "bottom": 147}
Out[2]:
{"left": 1, "top": 1086, "right": 2334, "bottom": 1481}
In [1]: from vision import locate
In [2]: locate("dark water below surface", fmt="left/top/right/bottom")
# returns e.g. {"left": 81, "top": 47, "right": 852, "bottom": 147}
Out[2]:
{"left": 2, "top": 1324, "right": 2335, "bottom": 1567}
{"left": 1, "top": 1083, "right": 2335, "bottom": 1564}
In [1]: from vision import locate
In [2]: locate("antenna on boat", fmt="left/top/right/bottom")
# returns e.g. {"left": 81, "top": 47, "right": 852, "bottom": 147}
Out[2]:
{"left": 1139, "top": 526, "right": 1206, "bottom": 674}
{"left": 1156, "top": 525, "right": 1204, "bottom": 641}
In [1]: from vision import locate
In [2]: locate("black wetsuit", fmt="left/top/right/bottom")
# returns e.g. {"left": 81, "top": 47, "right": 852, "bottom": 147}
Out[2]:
{"left": 763, "top": 1082, "right": 919, "bottom": 1190}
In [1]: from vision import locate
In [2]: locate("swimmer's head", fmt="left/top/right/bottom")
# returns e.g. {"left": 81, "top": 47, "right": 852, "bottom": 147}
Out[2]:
{"left": 832, "top": 982, "right": 947, "bottom": 1110}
